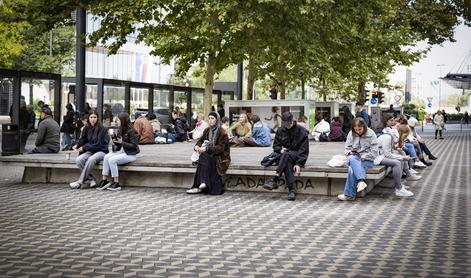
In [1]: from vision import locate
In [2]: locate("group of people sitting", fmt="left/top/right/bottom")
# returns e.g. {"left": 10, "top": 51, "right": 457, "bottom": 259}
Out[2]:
{"left": 26, "top": 102, "right": 437, "bottom": 201}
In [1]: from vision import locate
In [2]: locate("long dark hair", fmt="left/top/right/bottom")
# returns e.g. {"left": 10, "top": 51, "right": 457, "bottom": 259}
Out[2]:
{"left": 117, "top": 112, "right": 132, "bottom": 137}
{"left": 88, "top": 110, "right": 101, "bottom": 137}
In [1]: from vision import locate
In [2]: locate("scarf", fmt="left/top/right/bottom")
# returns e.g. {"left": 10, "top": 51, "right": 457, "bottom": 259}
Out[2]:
{"left": 208, "top": 111, "right": 221, "bottom": 145}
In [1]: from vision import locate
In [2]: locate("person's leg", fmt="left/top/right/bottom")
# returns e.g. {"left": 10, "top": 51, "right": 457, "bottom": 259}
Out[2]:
{"left": 264, "top": 152, "right": 289, "bottom": 190}
{"left": 343, "top": 156, "right": 364, "bottom": 198}
{"left": 75, "top": 152, "right": 92, "bottom": 174}
{"left": 108, "top": 152, "right": 137, "bottom": 179}
{"left": 404, "top": 143, "right": 417, "bottom": 159}
{"left": 435, "top": 129, "right": 438, "bottom": 139}
{"left": 79, "top": 151, "right": 106, "bottom": 184}
{"left": 380, "top": 158, "right": 402, "bottom": 190}
{"left": 439, "top": 129, "right": 443, "bottom": 138}
{"left": 101, "top": 152, "right": 116, "bottom": 178}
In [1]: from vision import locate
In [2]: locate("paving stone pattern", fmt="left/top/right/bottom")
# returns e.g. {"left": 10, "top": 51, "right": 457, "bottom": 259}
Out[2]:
{"left": 0, "top": 128, "right": 470, "bottom": 277}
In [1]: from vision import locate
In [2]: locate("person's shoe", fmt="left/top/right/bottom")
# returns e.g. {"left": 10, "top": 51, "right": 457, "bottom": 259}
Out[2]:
{"left": 401, "top": 183, "right": 410, "bottom": 190}
{"left": 395, "top": 187, "right": 414, "bottom": 197}
{"left": 406, "top": 175, "right": 422, "bottom": 181}
{"left": 409, "top": 168, "right": 419, "bottom": 175}
{"left": 96, "top": 180, "right": 111, "bottom": 190}
{"left": 88, "top": 180, "right": 97, "bottom": 188}
{"left": 69, "top": 181, "right": 82, "bottom": 189}
{"left": 356, "top": 181, "right": 368, "bottom": 192}
{"left": 439, "top": 137, "right": 444, "bottom": 140}
{"left": 107, "top": 182, "right": 121, "bottom": 191}
{"left": 263, "top": 178, "right": 279, "bottom": 190}
{"left": 337, "top": 194, "right": 355, "bottom": 201}
{"left": 287, "top": 190, "right": 296, "bottom": 201}
{"left": 199, "top": 183, "right": 207, "bottom": 190}
{"left": 428, "top": 154, "right": 438, "bottom": 160}
{"left": 420, "top": 159, "right": 432, "bottom": 166}
{"left": 414, "top": 161, "right": 427, "bottom": 169}
{"left": 186, "top": 188, "right": 202, "bottom": 194}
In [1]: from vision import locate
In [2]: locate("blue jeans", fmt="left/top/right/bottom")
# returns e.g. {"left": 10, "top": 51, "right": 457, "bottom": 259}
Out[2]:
{"left": 102, "top": 150, "right": 137, "bottom": 178}
{"left": 404, "top": 143, "right": 417, "bottom": 159}
{"left": 61, "top": 132, "right": 72, "bottom": 148}
{"left": 343, "top": 155, "right": 374, "bottom": 198}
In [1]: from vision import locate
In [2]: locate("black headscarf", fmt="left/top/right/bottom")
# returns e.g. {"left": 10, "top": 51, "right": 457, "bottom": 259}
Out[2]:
{"left": 208, "top": 111, "right": 220, "bottom": 145}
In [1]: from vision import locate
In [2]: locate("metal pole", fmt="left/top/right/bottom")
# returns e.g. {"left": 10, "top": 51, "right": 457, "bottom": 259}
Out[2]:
{"left": 437, "top": 64, "right": 445, "bottom": 110}
{"left": 236, "top": 63, "right": 243, "bottom": 100}
{"left": 75, "top": 7, "right": 86, "bottom": 114}
{"left": 49, "top": 30, "right": 53, "bottom": 56}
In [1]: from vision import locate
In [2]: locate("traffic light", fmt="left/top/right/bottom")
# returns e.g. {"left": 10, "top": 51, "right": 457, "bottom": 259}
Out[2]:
{"left": 269, "top": 87, "right": 277, "bottom": 100}
{"left": 377, "top": 91, "right": 384, "bottom": 104}
{"left": 364, "top": 89, "right": 370, "bottom": 102}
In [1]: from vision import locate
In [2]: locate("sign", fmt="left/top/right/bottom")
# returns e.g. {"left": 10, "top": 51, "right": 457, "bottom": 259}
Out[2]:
{"left": 370, "top": 98, "right": 377, "bottom": 105}
{"left": 427, "top": 103, "right": 432, "bottom": 108}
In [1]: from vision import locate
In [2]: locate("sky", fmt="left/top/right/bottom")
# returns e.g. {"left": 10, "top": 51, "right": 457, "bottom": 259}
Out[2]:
{"left": 389, "top": 23, "right": 471, "bottom": 110}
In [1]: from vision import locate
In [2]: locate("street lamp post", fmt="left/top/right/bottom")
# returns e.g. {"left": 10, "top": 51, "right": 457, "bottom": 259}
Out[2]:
{"left": 437, "top": 64, "right": 445, "bottom": 109}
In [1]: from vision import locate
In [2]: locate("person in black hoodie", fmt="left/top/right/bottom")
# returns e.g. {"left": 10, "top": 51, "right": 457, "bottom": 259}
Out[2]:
{"left": 70, "top": 110, "right": 109, "bottom": 189}
{"left": 60, "top": 103, "right": 75, "bottom": 151}
{"left": 341, "top": 105, "right": 354, "bottom": 136}
{"left": 263, "top": 112, "right": 309, "bottom": 201}
{"left": 169, "top": 110, "right": 189, "bottom": 142}
{"left": 96, "top": 113, "right": 139, "bottom": 191}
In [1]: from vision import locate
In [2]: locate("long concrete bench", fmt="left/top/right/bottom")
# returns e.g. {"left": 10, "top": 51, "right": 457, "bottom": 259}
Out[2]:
{"left": 0, "top": 142, "right": 389, "bottom": 196}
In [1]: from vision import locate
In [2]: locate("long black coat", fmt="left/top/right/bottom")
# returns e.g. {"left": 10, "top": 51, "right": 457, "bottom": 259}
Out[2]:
{"left": 195, "top": 127, "right": 231, "bottom": 176}
{"left": 60, "top": 110, "right": 75, "bottom": 134}
{"left": 273, "top": 122, "right": 309, "bottom": 167}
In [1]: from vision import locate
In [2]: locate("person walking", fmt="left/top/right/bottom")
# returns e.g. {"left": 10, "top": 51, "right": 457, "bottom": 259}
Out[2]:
{"left": 70, "top": 111, "right": 109, "bottom": 189}
{"left": 463, "top": 111, "right": 469, "bottom": 125}
{"left": 186, "top": 111, "right": 231, "bottom": 195}
{"left": 60, "top": 103, "right": 75, "bottom": 151}
{"left": 97, "top": 113, "right": 139, "bottom": 191}
{"left": 262, "top": 112, "right": 309, "bottom": 201}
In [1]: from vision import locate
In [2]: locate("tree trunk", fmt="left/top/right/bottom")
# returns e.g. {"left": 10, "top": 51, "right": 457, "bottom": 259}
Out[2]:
{"left": 301, "top": 78, "right": 305, "bottom": 100}
{"left": 204, "top": 52, "right": 216, "bottom": 119}
{"left": 279, "top": 62, "right": 287, "bottom": 99}
{"left": 246, "top": 55, "right": 255, "bottom": 100}
{"left": 357, "top": 82, "right": 365, "bottom": 103}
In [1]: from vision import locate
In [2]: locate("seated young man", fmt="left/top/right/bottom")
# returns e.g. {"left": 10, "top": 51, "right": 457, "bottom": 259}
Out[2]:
{"left": 29, "top": 106, "right": 60, "bottom": 154}
{"left": 133, "top": 112, "right": 155, "bottom": 144}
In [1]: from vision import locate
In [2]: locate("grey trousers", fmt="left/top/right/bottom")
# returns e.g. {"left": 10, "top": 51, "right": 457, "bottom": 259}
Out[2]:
{"left": 380, "top": 158, "right": 403, "bottom": 190}
{"left": 75, "top": 151, "right": 106, "bottom": 184}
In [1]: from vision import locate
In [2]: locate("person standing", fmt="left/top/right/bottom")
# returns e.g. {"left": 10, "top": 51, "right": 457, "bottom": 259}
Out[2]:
{"left": 217, "top": 103, "right": 225, "bottom": 119}
{"left": 28, "top": 106, "right": 60, "bottom": 154}
{"left": 341, "top": 105, "right": 354, "bottom": 136}
{"left": 60, "top": 103, "right": 75, "bottom": 151}
{"left": 70, "top": 111, "right": 109, "bottom": 189}
{"left": 463, "top": 111, "right": 469, "bottom": 125}
{"left": 355, "top": 102, "right": 370, "bottom": 126}
{"left": 262, "top": 112, "right": 309, "bottom": 201}
{"left": 433, "top": 110, "right": 445, "bottom": 139}
{"left": 97, "top": 113, "right": 139, "bottom": 191}
{"left": 186, "top": 111, "right": 231, "bottom": 195}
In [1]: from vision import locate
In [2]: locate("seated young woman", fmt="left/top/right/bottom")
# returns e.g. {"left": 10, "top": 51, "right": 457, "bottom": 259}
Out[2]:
{"left": 70, "top": 111, "right": 109, "bottom": 189}
{"left": 96, "top": 113, "right": 140, "bottom": 191}
{"left": 338, "top": 118, "right": 379, "bottom": 201}
{"left": 186, "top": 112, "right": 231, "bottom": 195}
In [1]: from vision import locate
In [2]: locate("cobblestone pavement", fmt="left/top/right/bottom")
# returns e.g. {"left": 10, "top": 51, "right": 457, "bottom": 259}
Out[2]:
{"left": 0, "top": 127, "right": 470, "bottom": 277}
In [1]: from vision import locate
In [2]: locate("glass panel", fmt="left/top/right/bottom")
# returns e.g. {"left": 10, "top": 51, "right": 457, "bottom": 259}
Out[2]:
{"left": 191, "top": 91, "right": 204, "bottom": 119}
{"left": 103, "top": 85, "right": 125, "bottom": 127}
{"left": 20, "top": 78, "right": 56, "bottom": 153}
{"left": 86, "top": 85, "right": 98, "bottom": 110}
{"left": 0, "top": 78, "right": 13, "bottom": 118}
{"left": 130, "top": 87, "right": 149, "bottom": 121}
{"left": 153, "top": 88, "right": 170, "bottom": 125}
{"left": 174, "top": 90, "right": 188, "bottom": 115}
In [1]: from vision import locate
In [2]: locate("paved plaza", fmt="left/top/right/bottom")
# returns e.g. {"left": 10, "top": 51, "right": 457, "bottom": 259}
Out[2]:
{"left": 0, "top": 125, "right": 470, "bottom": 277}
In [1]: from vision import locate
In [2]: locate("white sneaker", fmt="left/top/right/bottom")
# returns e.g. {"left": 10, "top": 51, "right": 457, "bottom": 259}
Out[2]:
{"left": 186, "top": 188, "right": 202, "bottom": 194}
{"left": 356, "top": 181, "right": 367, "bottom": 192}
{"left": 69, "top": 181, "right": 82, "bottom": 189}
{"left": 401, "top": 183, "right": 410, "bottom": 189}
{"left": 395, "top": 187, "right": 414, "bottom": 197}
{"left": 337, "top": 194, "right": 355, "bottom": 201}
{"left": 409, "top": 169, "right": 419, "bottom": 175}
{"left": 199, "top": 183, "right": 207, "bottom": 189}
{"left": 406, "top": 175, "right": 422, "bottom": 181}
{"left": 414, "top": 161, "right": 427, "bottom": 169}
{"left": 88, "top": 180, "right": 97, "bottom": 188}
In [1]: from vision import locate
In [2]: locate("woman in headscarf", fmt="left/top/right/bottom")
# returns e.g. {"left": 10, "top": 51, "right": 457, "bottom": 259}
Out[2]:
{"left": 186, "top": 111, "right": 231, "bottom": 195}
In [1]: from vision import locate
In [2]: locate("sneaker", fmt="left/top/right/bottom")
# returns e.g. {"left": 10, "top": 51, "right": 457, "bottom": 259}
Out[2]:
{"left": 401, "top": 183, "right": 410, "bottom": 189}
{"left": 186, "top": 188, "right": 202, "bottom": 194}
{"left": 414, "top": 161, "right": 427, "bottom": 169}
{"left": 199, "top": 183, "right": 207, "bottom": 190}
{"left": 409, "top": 169, "right": 419, "bottom": 175}
{"left": 428, "top": 154, "right": 438, "bottom": 160}
{"left": 107, "top": 182, "right": 121, "bottom": 191}
{"left": 420, "top": 159, "right": 432, "bottom": 166}
{"left": 357, "top": 181, "right": 368, "bottom": 192}
{"left": 395, "top": 187, "right": 414, "bottom": 197}
{"left": 88, "top": 180, "right": 97, "bottom": 188}
{"left": 96, "top": 180, "right": 111, "bottom": 190}
{"left": 439, "top": 137, "right": 444, "bottom": 140}
{"left": 69, "top": 181, "right": 82, "bottom": 189}
{"left": 263, "top": 178, "right": 279, "bottom": 191}
{"left": 287, "top": 190, "right": 296, "bottom": 201}
{"left": 406, "top": 175, "right": 422, "bottom": 181}
{"left": 337, "top": 194, "right": 355, "bottom": 201}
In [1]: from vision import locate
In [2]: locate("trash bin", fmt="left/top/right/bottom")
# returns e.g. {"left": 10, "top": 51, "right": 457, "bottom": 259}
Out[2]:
{"left": 2, "top": 124, "right": 20, "bottom": 156}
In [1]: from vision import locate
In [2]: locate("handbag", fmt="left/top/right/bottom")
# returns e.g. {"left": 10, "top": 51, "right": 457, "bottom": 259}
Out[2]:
{"left": 261, "top": 152, "right": 281, "bottom": 167}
